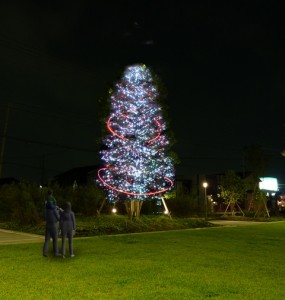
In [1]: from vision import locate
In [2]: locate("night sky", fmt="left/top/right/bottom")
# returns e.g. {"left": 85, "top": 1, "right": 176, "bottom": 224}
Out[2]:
{"left": 0, "top": 1, "right": 284, "bottom": 186}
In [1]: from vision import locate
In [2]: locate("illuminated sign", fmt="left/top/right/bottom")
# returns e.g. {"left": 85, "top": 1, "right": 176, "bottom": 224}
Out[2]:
{"left": 259, "top": 177, "right": 278, "bottom": 191}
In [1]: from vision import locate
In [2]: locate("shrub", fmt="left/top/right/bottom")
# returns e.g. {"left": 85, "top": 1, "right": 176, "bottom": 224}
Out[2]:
{"left": 0, "top": 181, "right": 42, "bottom": 225}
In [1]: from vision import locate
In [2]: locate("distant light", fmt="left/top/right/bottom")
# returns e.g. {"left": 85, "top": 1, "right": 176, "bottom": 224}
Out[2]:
{"left": 111, "top": 208, "right": 117, "bottom": 214}
{"left": 259, "top": 177, "right": 278, "bottom": 191}
{"left": 202, "top": 182, "right": 208, "bottom": 188}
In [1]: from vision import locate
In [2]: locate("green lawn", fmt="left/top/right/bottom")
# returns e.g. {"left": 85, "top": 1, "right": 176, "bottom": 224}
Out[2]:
{"left": 1, "top": 221, "right": 285, "bottom": 299}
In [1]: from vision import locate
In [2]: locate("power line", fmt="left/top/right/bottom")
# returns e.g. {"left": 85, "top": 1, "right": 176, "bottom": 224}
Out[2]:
{"left": 3, "top": 160, "right": 61, "bottom": 173}
{"left": 0, "top": 101, "right": 98, "bottom": 127}
{"left": 2, "top": 135, "right": 98, "bottom": 153}
{"left": 3, "top": 150, "right": 68, "bottom": 161}
{"left": 180, "top": 156, "right": 242, "bottom": 161}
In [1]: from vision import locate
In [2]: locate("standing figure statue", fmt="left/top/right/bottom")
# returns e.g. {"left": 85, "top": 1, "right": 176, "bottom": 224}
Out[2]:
{"left": 43, "top": 189, "right": 61, "bottom": 257}
{"left": 60, "top": 201, "right": 76, "bottom": 258}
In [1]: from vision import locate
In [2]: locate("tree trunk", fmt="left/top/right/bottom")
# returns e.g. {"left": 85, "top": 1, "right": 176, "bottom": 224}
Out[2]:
{"left": 125, "top": 200, "right": 143, "bottom": 219}
{"left": 254, "top": 199, "right": 270, "bottom": 218}
{"left": 223, "top": 201, "right": 244, "bottom": 216}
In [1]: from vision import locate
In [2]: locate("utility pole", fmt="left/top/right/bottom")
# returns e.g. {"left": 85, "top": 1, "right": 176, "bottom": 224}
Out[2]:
{"left": 41, "top": 154, "right": 45, "bottom": 185}
{"left": 0, "top": 104, "right": 10, "bottom": 178}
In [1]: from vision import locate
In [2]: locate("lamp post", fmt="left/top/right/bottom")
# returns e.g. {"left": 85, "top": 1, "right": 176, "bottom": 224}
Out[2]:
{"left": 202, "top": 182, "right": 208, "bottom": 220}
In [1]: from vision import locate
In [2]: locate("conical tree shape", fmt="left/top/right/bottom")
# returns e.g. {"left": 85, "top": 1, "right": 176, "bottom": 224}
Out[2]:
{"left": 97, "top": 64, "right": 175, "bottom": 215}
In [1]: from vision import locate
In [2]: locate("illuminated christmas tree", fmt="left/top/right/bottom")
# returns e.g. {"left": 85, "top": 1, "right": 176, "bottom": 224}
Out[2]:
{"left": 97, "top": 64, "right": 175, "bottom": 216}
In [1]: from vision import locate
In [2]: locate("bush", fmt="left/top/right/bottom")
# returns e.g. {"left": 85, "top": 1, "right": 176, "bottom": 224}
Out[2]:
{"left": 0, "top": 181, "right": 42, "bottom": 225}
{"left": 0, "top": 182, "right": 108, "bottom": 224}
{"left": 0, "top": 214, "right": 213, "bottom": 236}
{"left": 167, "top": 192, "right": 200, "bottom": 217}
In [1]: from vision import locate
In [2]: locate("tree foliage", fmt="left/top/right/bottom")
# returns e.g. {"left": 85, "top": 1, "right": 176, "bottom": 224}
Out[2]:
{"left": 0, "top": 181, "right": 106, "bottom": 224}
{"left": 219, "top": 170, "right": 247, "bottom": 206}
{"left": 97, "top": 64, "right": 176, "bottom": 206}
{"left": 97, "top": 64, "right": 179, "bottom": 164}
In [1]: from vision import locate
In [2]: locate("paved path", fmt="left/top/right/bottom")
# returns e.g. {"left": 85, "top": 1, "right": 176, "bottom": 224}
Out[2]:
{"left": 209, "top": 220, "right": 275, "bottom": 226}
{"left": 1, "top": 220, "right": 283, "bottom": 245}
{"left": 0, "top": 228, "right": 44, "bottom": 245}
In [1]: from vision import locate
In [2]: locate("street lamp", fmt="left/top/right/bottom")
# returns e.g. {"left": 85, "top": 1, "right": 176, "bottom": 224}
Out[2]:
{"left": 202, "top": 182, "right": 208, "bottom": 220}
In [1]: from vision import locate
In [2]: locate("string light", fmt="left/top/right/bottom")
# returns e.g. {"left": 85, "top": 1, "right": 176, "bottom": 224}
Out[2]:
{"left": 97, "top": 64, "right": 175, "bottom": 202}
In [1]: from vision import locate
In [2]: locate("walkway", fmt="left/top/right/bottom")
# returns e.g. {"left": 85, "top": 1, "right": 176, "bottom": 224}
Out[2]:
{"left": 0, "top": 220, "right": 282, "bottom": 245}
{"left": 0, "top": 228, "right": 44, "bottom": 245}
{"left": 209, "top": 220, "right": 273, "bottom": 226}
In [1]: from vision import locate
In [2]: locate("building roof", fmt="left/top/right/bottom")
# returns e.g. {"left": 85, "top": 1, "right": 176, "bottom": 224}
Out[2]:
{"left": 52, "top": 165, "right": 98, "bottom": 186}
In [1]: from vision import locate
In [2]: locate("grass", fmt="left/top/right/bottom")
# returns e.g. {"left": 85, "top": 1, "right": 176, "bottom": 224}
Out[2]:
{"left": 1, "top": 220, "right": 285, "bottom": 299}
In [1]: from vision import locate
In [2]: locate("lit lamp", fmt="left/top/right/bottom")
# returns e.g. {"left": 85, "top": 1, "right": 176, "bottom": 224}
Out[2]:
{"left": 202, "top": 182, "right": 208, "bottom": 220}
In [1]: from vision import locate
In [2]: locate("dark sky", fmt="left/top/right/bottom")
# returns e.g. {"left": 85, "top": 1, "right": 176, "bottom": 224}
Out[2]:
{"left": 0, "top": 1, "right": 284, "bottom": 186}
